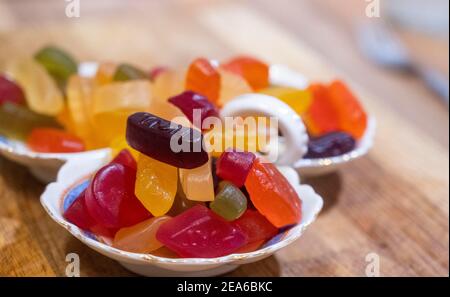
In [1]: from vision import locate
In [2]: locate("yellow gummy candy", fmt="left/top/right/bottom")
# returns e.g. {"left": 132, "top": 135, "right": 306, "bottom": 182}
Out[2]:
{"left": 179, "top": 156, "right": 215, "bottom": 201}
{"left": 152, "top": 69, "right": 185, "bottom": 102}
{"left": 109, "top": 136, "right": 140, "bottom": 160}
{"left": 135, "top": 154, "right": 178, "bottom": 216}
{"left": 260, "top": 87, "right": 312, "bottom": 115}
{"left": 218, "top": 68, "right": 252, "bottom": 107}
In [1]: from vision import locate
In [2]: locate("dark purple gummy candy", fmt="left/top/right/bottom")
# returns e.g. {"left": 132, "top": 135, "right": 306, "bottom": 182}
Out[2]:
{"left": 305, "top": 131, "right": 356, "bottom": 159}
{"left": 126, "top": 112, "right": 208, "bottom": 169}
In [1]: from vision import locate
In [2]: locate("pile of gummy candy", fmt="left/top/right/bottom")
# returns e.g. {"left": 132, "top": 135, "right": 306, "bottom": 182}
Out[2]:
{"left": 64, "top": 111, "right": 301, "bottom": 258}
{"left": 0, "top": 45, "right": 367, "bottom": 158}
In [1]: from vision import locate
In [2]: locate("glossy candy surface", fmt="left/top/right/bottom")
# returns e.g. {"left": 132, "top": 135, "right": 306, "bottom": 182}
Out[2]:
{"left": 152, "top": 69, "right": 184, "bottom": 102}
{"left": 126, "top": 112, "right": 208, "bottom": 169}
{"left": 85, "top": 162, "right": 151, "bottom": 229}
{"left": 216, "top": 151, "right": 255, "bottom": 187}
{"left": 222, "top": 56, "right": 269, "bottom": 90}
{"left": 260, "top": 87, "right": 312, "bottom": 115}
{"left": 27, "top": 128, "right": 85, "bottom": 153}
{"left": 109, "top": 136, "right": 140, "bottom": 161}
{"left": 168, "top": 180, "right": 205, "bottom": 216}
{"left": 135, "top": 154, "right": 178, "bottom": 216}
{"left": 179, "top": 157, "right": 215, "bottom": 202}
{"left": 111, "top": 149, "right": 137, "bottom": 169}
{"left": 217, "top": 68, "right": 252, "bottom": 107}
{"left": 34, "top": 46, "right": 77, "bottom": 88}
{"left": 245, "top": 159, "right": 301, "bottom": 228}
{"left": 305, "top": 131, "right": 356, "bottom": 159}
{"left": 113, "top": 216, "right": 171, "bottom": 253}
{"left": 113, "top": 64, "right": 148, "bottom": 81}
{"left": 0, "top": 75, "right": 25, "bottom": 106}
{"left": 233, "top": 209, "right": 278, "bottom": 244}
{"left": 63, "top": 190, "right": 96, "bottom": 230}
{"left": 156, "top": 205, "right": 248, "bottom": 258}
{"left": 185, "top": 58, "right": 220, "bottom": 104}
{"left": 168, "top": 91, "right": 220, "bottom": 131}
{"left": 210, "top": 181, "right": 247, "bottom": 221}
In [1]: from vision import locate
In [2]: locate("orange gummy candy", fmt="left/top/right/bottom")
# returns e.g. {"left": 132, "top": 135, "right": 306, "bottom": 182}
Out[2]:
{"left": 185, "top": 58, "right": 220, "bottom": 104}
{"left": 222, "top": 56, "right": 269, "bottom": 91}
{"left": 327, "top": 80, "right": 367, "bottom": 140}
{"left": 244, "top": 159, "right": 301, "bottom": 228}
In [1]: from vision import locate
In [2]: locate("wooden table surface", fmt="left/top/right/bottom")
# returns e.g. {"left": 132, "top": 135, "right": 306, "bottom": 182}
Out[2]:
{"left": 0, "top": 0, "right": 448, "bottom": 276}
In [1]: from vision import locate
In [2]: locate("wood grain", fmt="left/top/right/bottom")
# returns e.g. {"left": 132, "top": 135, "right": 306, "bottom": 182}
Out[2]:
{"left": 0, "top": 0, "right": 448, "bottom": 276}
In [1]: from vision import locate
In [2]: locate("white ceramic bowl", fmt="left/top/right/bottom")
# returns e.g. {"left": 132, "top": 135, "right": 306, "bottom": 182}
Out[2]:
{"left": 40, "top": 154, "right": 323, "bottom": 277}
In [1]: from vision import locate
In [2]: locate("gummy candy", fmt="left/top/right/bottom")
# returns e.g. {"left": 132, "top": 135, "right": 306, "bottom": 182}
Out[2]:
{"left": 245, "top": 159, "right": 301, "bottom": 227}
{"left": 150, "top": 246, "right": 178, "bottom": 258}
{"left": 185, "top": 58, "right": 220, "bottom": 104}
{"left": 149, "top": 66, "right": 168, "bottom": 81}
{"left": 156, "top": 205, "right": 247, "bottom": 258}
{"left": 113, "top": 64, "right": 148, "bottom": 81}
{"left": 260, "top": 87, "right": 312, "bottom": 115}
{"left": 135, "top": 153, "right": 178, "bottom": 216}
{"left": 168, "top": 91, "right": 220, "bottom": 131}
{"left": 221, "top": 56, "right": 269, "bottom": 90}
{"left": 85, "top": 162, "right": 151, "bottom": 229}
{"left": 126, "top": 112, "right": 208, "bottom": 169}
{"left": 111, "top": 149, "right": 137, "bottom": 170}
{"left": 0, "top": 102, "right": 61, "bottom": 140}
{"left": 63, "top": 190, "right": 96, "bottom": 230}
{"left": 152, "top": 69, "right": 185, "bottom": 102}
{"left": 305, "top": 131, "right": 356, "bottom": 158}
{"left": 233, "top": 209, "right": 277, "bottom": 245}
{"left": 27, "top": 128, "right": 85, "bottom": 153}
{"left": 109, "top": 136, "right": 140, "bottom": 161}
{"left": 327, "top": 80, "right": 367, "bottom": 140}
{"left": 210, "top": 181, "right": 247, "bottom": 221}
{"left": 34, "top": 46, "right": 77, "bottom": 88}
{"left": 217, "top": 68, "right": 252, "bottom": 107}
{"left": 92, "top": 110, "right": 134, "bottom": 148}
{"left": 168, "top": 179, "right": 205, "bottom": 216}
{"left": 6, "top": 58, "right": 64, "bottom": 115}
{"left": 216, "top": 151, "right": 255, "bottom": 187}
{"left": 179, "top": 156, "right": 215, "bottom": 202}
{"left": 113, "top": 216, "right": 171, "bottom": 253}
{"left": 94, "top": 62, "right": 117, "bottom": 85}
{"left": 0, "top": 75, "right": 25, "bottom": 106}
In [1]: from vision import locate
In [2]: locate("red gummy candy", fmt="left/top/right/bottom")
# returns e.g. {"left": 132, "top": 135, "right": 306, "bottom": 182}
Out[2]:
{"left": 216, "top": 151, "right": 255, "bottom": 187}
{"left": 185, "top": 58, "right": 220, "bottom": 104}
{"left": 85, "top": 162, "right": 151, "bottom": 229}
{"left": 149, "top": 66, "right": 168, "bottom": 81}
{"left": 156, "top": 205, "right": 248, "bottom": 258}
{"left": 221, "top": 56, "right": 269, "bottom": 90}
{"left": 111, "top": 149, "right": 137, "bottom": 170}
{"left": 233, "top": 209, "right": 278, "bottom": 244}
{"left": 168, "top": 91, "right": 219, "bottom": 131}
{"left": 0, "top": 75, "right": 25, "bottom": 106}
{"left": 63, "top": 190, "right": 96, "bottom": 230}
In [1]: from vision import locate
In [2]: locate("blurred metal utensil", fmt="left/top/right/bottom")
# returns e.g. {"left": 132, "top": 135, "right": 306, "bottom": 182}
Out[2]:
{"left": 357, "top": 21, "right": 449, "bottom": 105}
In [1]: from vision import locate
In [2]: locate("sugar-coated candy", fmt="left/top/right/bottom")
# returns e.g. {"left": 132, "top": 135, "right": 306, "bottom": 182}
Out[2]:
{"left": 156, "top": 205, "right": 248, "bottom": 258}
{"left": 85, "top": 162, "right": 151, "bottom": 229}
{"left": 126, "top": 112, "right": 208, "bottom": 169}
{"left": 222, "top": 56, "right": 269, "bottom": 90}
{"left": 233, "top": 209, "right": 278, "bottom": 245}
{"left": 27, "top": 128, "right": 85, "bottom": 153}
{"left": 305, "top": 131, "right": 356, "bottom": 159}
{"left": 217, "top": 68, "right": 252, "bottom": 107}
{"left": 113, "top": 216, "right": 171, "bottom": 253}
{"left": 6, "top": 58, "right": 64, "bottom": 115}
{"left": 210, "top": 181, "right": 247, "bottom": 221}
{"left": 185, "top": 58, "right": 220, "bottom": 104}
{"left": 260, "top": 87, "right": 312, "bottom": 115}
{"left": 63, "top": 190, "right": 96, "bottom": 230}
{"left": 34, "top": 46, "right": 77, "bottom": 88}
{"left": 216, "top": 151, "right": 255, "bottom": 187}
{"left": 0, "top": 102, "right": 61, "bottom": 140}
{"left": 245, "top": 159, "right": 301, "bottom": 228}
{"left": 0, "top": 75, "right": 25, "bottom": 106}
{"left": 111, "top": 149, "right": 137, "bottom": 170}
{"left": 168, "top": 91, "right": 220, "bottom": 131}
{"left": 135, "top": 154, "right": 178, "bottom": 216}
{"left": 179, "top": 156, "right": 215, "bottom": 202}
{"left": 113, "top": 64, "right": 148, "bottom": 81}
{"left": 327, "top": 80, "right": 367, "bottom": 140}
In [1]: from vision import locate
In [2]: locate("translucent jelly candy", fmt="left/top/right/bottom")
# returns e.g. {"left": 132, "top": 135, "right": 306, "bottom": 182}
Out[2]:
{"left": 135, "top": 153, "right": 178, "bottom": 216}
{"left": 305, "top": 131, "right": 356, "bottom": 158}
{"left": 111, "top": 149, "right": 137, "bottom": 170}
{"left": 0, "top": 75, "right": 25, "bottom": 106}
{"left": 245, "top": 159, "right": 301, "bottom": 227}
{"left": 233, "top": 209, "right": 278, "bottom": 246}
{"left": 168, "top": 91, "right": 220, "bottom": 131}
{"left": 221, "top": 56, "right": 269, "bottom": 90}
{"left": 303, "top": 83, "right": 339, "bottom": 137}
{"left": 156, "top": 205, "right": 248, "bottom": 258}
{"left": 217, "top": 68, "right": 252, "bottom": 107}
{"left": 126, "top": 112, "right": 208, "bottom": 169}
{"left": 0, "top": 102, "right": 61, "bottom": 140}
{"left": 185, "top": 58, "right": 220, "bottom": 104}
{"left": 168, "top": 180, "right": 204, "bottom": 216}
{"left": 64, "top": 190, "right": 96, "bottom": 230}
{"left": 6, "top": 58, "right": 64, "bottom": 115}
{"left": 216, "top": 151, "right": 255, "bottom": 187}
{"left": 210, "top": 181, "right": 247, "bottom": 221}
{"left": 152, "top": 69, "right": 185, "bottom": 102}
{"left": 94, "top": 62, "right": 117, "bottom": 85}
{"left": 27, "top": 128, "right": 85, "bottom": 153}
{"left": 260, "top": 87, "right": 312, "bottom": 115}
{"left": 92, "top": 110, "right": 134, "bottom": 148}
{"left": 113, "top": 64, "right": 148, "bottom": 81}
{"left": 149, "top": 66, "right": 168, "bottom": 81}
{"left": 327, "top": 80, "right": 367, "bottom": 140}
{"left": 113, "top": 216, "right": 171, "bottom": 253}
{"left": 179, "top": 156, "right": 215, "bottom": 202}
{"left": 109, "top": 136, "right": 140, "bottom": 162}
{"left": 34, "top": 46, "right": 77, "bottom": 88}
{"left": 85, "top": 162, "right": 151, "bottom": 229}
